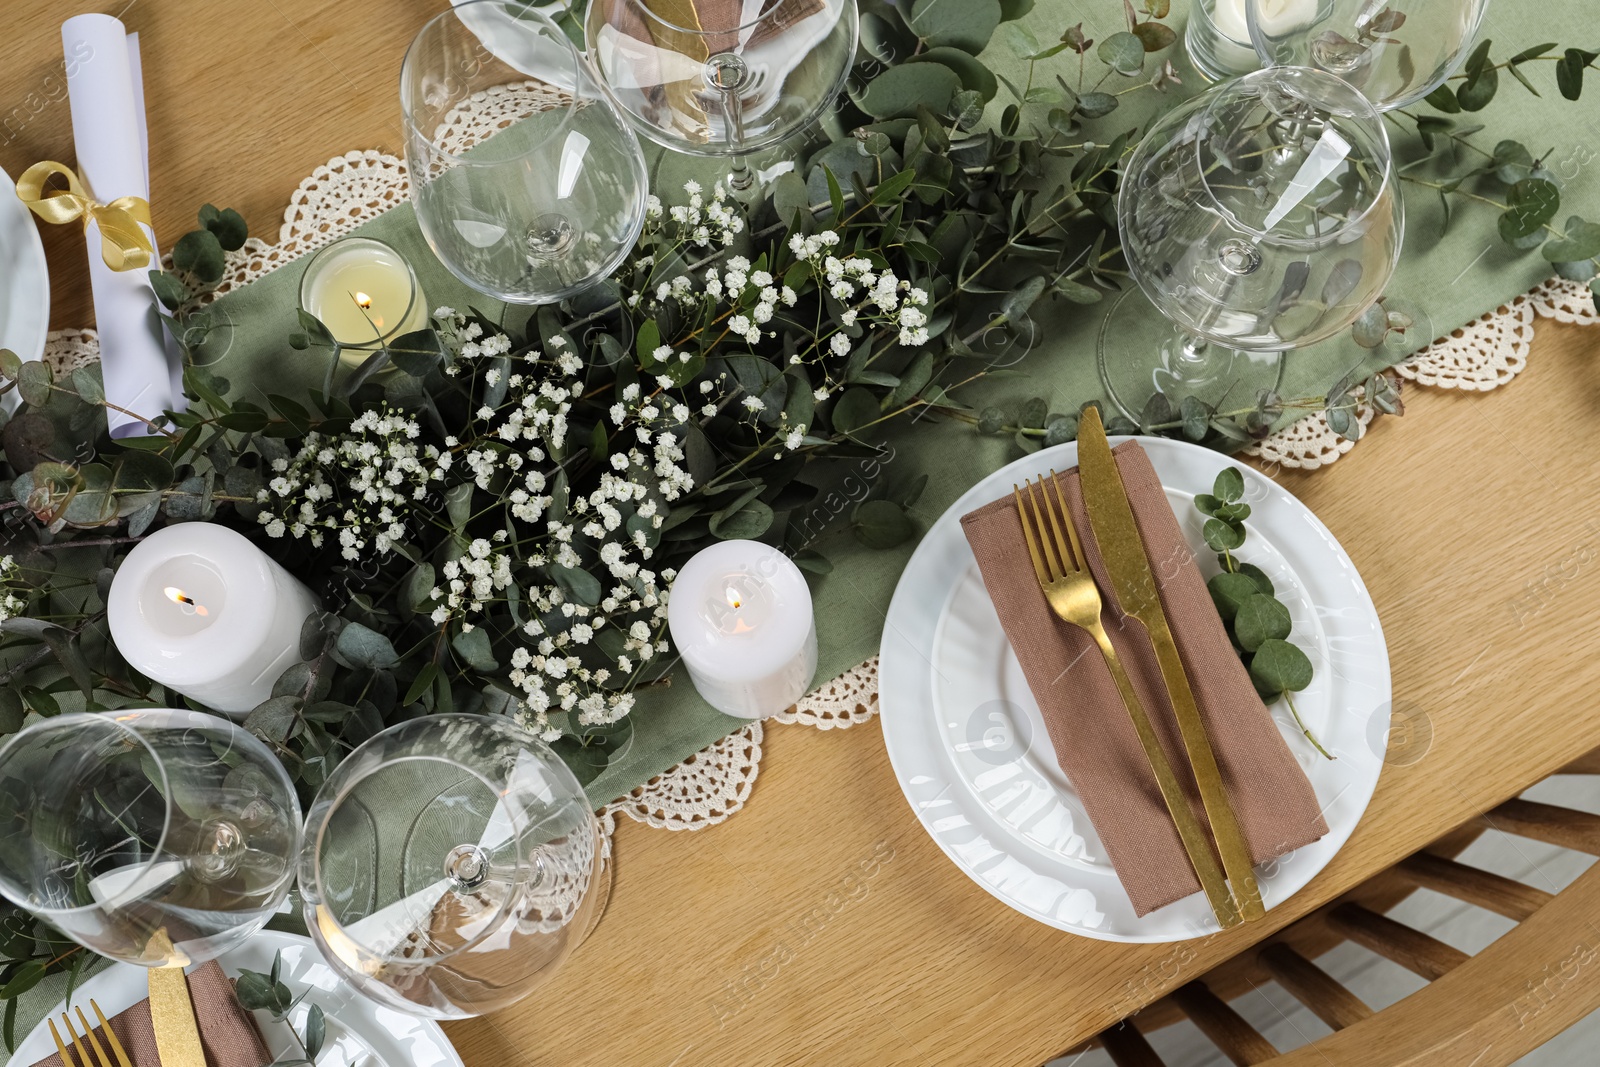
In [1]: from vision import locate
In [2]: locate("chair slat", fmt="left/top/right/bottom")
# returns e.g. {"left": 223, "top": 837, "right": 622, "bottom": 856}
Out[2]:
{"left": 1398, "top": 851, "right": 1553, "bottom": 921}
{"left": 1169, "top": 981, "right": 1277, "bottom": 1066}
{"left": 1557, "top": 746, "right": 1600, "bottom": 776}
{"left": 1326, "top": 904, "right": 1469, "bottom": 980}
{"left": 1098, "top": 1022, "right": 1166, "bottom": 1067}
{"left": 1257, "top": 944, "right": 1372, "bottom": 1031}
{"left": 1483, "top": 798, "right": 1600, "bottom": 855}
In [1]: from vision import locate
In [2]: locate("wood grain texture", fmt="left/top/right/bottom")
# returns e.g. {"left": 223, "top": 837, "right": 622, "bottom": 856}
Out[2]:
{"left": 5, "top": 4, "right": 1600, "bottom": 1064}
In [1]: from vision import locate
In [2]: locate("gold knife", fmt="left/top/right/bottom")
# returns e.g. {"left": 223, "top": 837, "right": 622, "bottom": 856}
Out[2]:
{"left": 146, "top": 930, "right": 208, "bottom": 1067}
{"left": 1075, "top": 406, "right": 1265, "bottom": 922}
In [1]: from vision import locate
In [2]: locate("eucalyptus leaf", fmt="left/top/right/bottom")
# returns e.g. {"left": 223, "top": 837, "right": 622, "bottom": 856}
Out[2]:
{"left": 172, "top": 229, "right": 226, "bottom": 284}
{"left": 1249, "top": 638, "right": 1314, "bottom": 694}
{"left": 852, "top": 499, "right": 914, "bottom": 549}
{"left": 831, "top": 386, "right": 882, "bottom": 436}
{"left": 452, "top": 627, "right": 499, "bottom": 672}
{"left": 1208, "top": 572, "right": 1262, "bottom": 622}
{"left": 335, "top": 622, "right": 401, "bottom": 670}
{"left": 909, "top": 0, "right": 1001, "bottom": 53}
{"left": 1234, "top": 593, "right": 1292, "bottom": 652}
{"left": 1499, "top": 178, "right": 1560, "bottom": 241}
{"left": 1097, "top": 32, "right": 1145, "bottom": 76}
{"left": 858, "top": 63, "right": 961, "bottom": 119}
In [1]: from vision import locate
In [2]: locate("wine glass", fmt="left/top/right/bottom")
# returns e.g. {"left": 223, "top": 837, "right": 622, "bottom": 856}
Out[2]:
{"left": 401, "top": 1, "right": 649, "bottom": 304}
{"left": 585, "top": 0, "right": 859, "bottom": 190}
{"left": 297, "top": 715, "right": 606, "bottom": 1019}
{"left": 0, "top": 710, "right": 301, "bottom": 966}
{"left": 1098, "top": 66, "right": 1404, "bottom": 420}
{"left": 1248, "top": 0, "right": 1492, "bottom": 111}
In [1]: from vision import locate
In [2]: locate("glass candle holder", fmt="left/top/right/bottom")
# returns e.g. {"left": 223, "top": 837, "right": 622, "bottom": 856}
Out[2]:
{"left": 1186, "top": 0, "right": 1262, "bottom": 80}
{"left": 298, "top": 237, "right": 429, "bottom": 365}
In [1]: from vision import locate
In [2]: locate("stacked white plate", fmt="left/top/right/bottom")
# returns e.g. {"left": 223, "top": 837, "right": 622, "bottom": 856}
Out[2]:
{"left": 879, "top": 436, "right": 1392, "bottom": 942}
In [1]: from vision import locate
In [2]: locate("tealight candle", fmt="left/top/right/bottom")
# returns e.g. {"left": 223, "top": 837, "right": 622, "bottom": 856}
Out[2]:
{"left": 1187, "top": 0, "right": 1263, "bottom": 79}
{"left": 666, "top": 540, "right": 816, "bottom": 719}
{"left": 298, "top": 237, "right": 429, "bottom": 365}
{"left": 108, "top": 523, "right": 320, "bottom": 715}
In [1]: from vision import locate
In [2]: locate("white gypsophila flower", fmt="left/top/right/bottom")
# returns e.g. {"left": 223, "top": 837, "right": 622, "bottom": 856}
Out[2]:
{"left": 255, "top": 405, "right": 443, "bottom": 561}
{"left": 0, "top": 556, "right": 27, "bottom": 623}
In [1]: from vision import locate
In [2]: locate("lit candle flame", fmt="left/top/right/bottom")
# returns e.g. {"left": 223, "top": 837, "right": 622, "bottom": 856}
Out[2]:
{"left": 352, "top": 291, "right": 373, "bottom": 310}
{"left": 724, "top": 586, "right": 743, "bottom": 610}
{"left": 163, "top": 586, "right": 209, "bottom": 617}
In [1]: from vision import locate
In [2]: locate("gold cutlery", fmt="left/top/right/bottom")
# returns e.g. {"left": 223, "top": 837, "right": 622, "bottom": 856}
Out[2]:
{"left": 88, "top": 1001, "right": 134, "bottom": 1067}
{"left": 1075, "top": 405, "right": 1265, "bottom": 922}
{"left": 47, "top": 1002, "right": 131, "bottom": 1067}
{"left": 147, "top": 929, "right": 209, "bottom": 1067}
{"left": 1014, "top": 474, "right": 1241, "bottom": 929}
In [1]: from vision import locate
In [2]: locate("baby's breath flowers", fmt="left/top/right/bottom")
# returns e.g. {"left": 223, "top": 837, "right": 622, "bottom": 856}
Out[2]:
{"left": 0, "top": 557, "right": 28, "bottom": 623}
{"left": 254, "top": 407, "right": 446, "bottom": 558}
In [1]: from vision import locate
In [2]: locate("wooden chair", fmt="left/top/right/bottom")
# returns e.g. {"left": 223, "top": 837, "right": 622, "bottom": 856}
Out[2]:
{"left": 1071, "top": 749, "right": 1600, "bottom": 1067}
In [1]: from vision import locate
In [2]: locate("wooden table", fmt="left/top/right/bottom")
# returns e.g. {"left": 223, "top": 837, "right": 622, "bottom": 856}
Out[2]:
{"left": 5, "top": 3, "right": 1599, "bottom": 1064}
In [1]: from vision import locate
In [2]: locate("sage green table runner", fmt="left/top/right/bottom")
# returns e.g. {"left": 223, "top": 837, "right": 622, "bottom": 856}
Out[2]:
{"left": 192, "top": 1, "right": 1598, "bottom": 809}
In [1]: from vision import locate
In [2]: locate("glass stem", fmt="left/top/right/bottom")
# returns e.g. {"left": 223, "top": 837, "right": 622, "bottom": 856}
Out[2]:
{"left": 1175, "top": 333, "right": 1213, "bottom": 372}
{"left": 723, "top": 87, "right": 753, "bottom": 192}
{"left": 705, "top": 52, "right": 754, "bottom": 192}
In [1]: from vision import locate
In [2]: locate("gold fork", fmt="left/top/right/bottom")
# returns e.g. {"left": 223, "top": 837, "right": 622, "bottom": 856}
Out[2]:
{"left": 87, "top": 1002, "right": 133, "bottom": 1067}
{"left": 1015, "top": 473, "right": 1242, "bottom": 928}
{"left": 47, "top": 1003, "right": 132, "bottom": 1067}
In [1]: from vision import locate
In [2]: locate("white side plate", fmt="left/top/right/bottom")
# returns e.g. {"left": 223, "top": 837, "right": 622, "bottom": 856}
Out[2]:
{"left": 0, "top": 163, "right": 51, "bottom": 393}
{"left": 12, "top": 931, "right": 463, "bottom": 1067}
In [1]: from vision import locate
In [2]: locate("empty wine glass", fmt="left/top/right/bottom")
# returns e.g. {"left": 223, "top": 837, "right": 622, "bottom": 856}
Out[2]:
{"left": 1248, "top": 0, "right": 1492, "bottom": 111}
{"left": 298, "top": 715, "right": 605, "bottom": 1019}
{"left": 0, "top": 710, "right": 300, "bottom": 966}
{"left": 402, "top": 1, "right": 649, "bottom": 304}
{"left": 1099, "top": 66, "right": 1403, "bottom": 419}
{"left": 585, "top": 0, "right": 859, "bottom": 190}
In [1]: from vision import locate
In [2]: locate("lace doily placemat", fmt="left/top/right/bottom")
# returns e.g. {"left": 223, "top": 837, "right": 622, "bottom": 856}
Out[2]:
{"left": 45, "top": 141, "right": 1594, "bottom": 833}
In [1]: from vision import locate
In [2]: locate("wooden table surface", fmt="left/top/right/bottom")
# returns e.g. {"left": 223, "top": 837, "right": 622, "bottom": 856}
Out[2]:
{"left": 5, "top": 3, "right": 1600, "bottom": 1064}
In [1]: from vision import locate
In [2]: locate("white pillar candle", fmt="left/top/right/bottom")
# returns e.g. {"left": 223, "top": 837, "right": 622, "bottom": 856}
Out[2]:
{"left": 108, "top": 523, "right": 320, "bottom": 715}
{"left": 666, "top": 540, "right": 816, "bottom": 719}
{"left": 298, "top": 237, "right": 429, "bottom": 366}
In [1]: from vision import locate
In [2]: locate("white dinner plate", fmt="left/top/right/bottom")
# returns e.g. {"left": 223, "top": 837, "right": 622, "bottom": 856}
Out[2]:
{"left": 11, "top": 931, "right": 463, "bottom": 1067}
{"left": 0, "top": 163, "right": 50, "bottom": 374}
{"left": 879, "top": 436, "right": 1391, "bottom": 942}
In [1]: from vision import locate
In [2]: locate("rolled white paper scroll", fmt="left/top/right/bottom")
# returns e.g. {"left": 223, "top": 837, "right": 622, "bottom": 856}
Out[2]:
{"left": 62, "top": 14, "right": 185, "bottom": 438}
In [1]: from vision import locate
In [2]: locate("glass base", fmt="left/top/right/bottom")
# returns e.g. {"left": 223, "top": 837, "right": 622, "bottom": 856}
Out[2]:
{"left": 1097, "top": 287, "right": 1285, "bottom": 424}
{"left": 576, "top": 832, "right": 613, "bottom": 949}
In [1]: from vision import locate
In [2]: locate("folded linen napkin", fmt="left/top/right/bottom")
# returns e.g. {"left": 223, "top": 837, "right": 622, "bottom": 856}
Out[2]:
{"left": 959, "top": 442, "right": 1328, "bottom": 916}
{"left": 27, "top": 960, "right": 271, "bottom": 1067}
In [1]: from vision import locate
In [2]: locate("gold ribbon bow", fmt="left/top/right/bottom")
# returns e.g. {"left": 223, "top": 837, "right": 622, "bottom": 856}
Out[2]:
{"left": 14, "top": 160, "right": 154, "bottom": 272}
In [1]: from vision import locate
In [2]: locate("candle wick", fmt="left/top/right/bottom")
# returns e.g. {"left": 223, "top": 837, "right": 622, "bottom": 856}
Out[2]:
{"left": 347, "top": 290, "right": 387, "bottom": 343}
